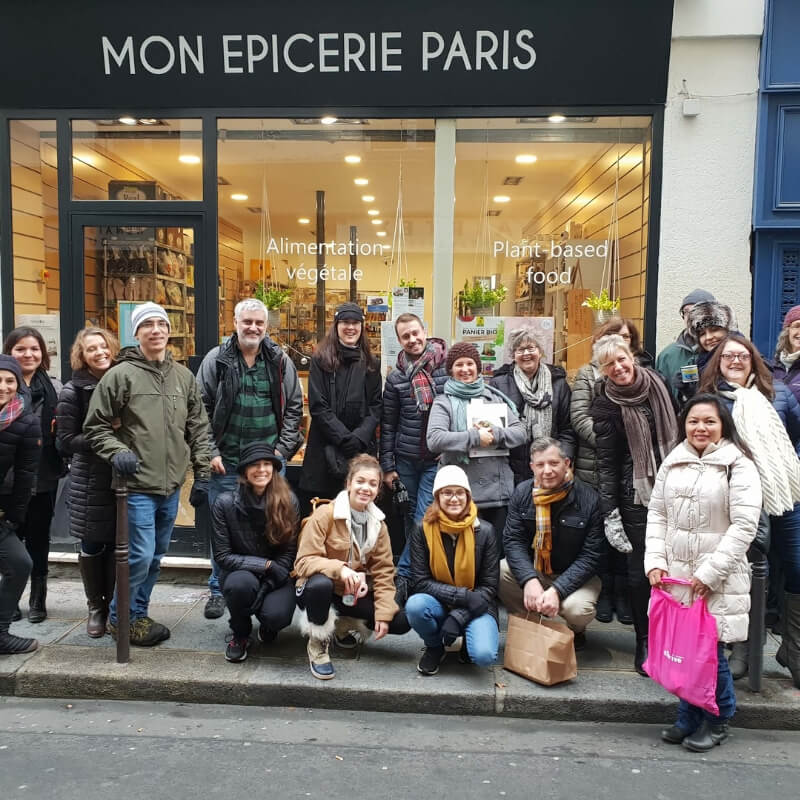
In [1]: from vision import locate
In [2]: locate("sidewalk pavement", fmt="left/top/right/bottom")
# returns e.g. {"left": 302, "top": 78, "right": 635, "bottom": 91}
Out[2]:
{"left": 2, "top": 576, "right": 799, "bottom": 729}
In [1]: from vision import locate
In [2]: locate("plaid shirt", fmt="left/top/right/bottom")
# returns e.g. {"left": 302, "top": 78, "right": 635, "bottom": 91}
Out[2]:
{"left": 218, "top": 351, "right": 279, "bottom": 466}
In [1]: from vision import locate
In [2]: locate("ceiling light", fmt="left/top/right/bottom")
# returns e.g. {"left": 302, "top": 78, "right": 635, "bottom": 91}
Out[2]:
{"left": 367, "top": 209, "right": 380, "bottom": 216}
{"left": 320, "top": 116, "right": 338, "bottom": 125}
{"left": 344, "top": 155, "right": 361, "bottom": 164}
{"left": 361, "top": 194, "right": 375, "bottom": 202}
{"left": 515, "top": 154, "right": 537, "bottom": 164}
{"left": 354, "top": 178, "right": 369, "bottom": 186}
{"left": 231, "top": 193, "right": 249, "bottom": 201}
{"left": 118, "top": 116, "right": 137, "bottom": 125}
{"left": 371, "top": 219, "right": 383, "bottom": 225}
{"left": 139, "top": 118, "right": 159, "bottom": 125}
{"left": 548, "top": 114, "right": 567, "bottom": 123}
{"left": 492, "top": 195, "right": 511, "bottom": 203}
{"left": 178, "top": 154, "right": 201, "bottom": 165}
{"left": 376, "top": 231, "right": 387, "bottom": 237}
{"left": 297, "top": 217, "right": 310, "bottom": 224}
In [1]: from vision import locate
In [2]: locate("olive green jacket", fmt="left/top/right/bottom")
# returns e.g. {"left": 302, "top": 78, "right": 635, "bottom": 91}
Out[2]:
{"left": 84, "top": 347, "right": 211, "bottom": 495}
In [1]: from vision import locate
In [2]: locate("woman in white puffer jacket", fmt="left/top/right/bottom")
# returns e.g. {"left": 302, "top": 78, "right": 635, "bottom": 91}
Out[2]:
{"left": 645, "top": 393, "right": 761, "bottom": 753}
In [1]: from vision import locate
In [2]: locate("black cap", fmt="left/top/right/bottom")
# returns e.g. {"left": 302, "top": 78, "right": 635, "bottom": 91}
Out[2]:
{"left": 0, "top": 354, "right": 24, "bottom": 386}
{"left": 237, "top": 443, "right": 284, "bottom": 474}
{"left": 334, "top": 302, "right": 364, "bottom": 323}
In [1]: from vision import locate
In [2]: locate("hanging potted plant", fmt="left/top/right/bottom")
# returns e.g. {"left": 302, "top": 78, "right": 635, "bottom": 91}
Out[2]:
{"left": 254, "top": 281, "right": 292, "bottom": 327}
{"left": 581, "top": 289, "right": 620, "bottom": 325}
{"left": 459, "top": 280, "right": 508, "bottom": 315}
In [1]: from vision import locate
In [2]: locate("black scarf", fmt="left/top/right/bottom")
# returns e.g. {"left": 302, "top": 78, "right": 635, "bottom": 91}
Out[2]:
{"left": 241, "top": 485, "right": 267, "bottom": 531}
{"left": 30, "top": 369, "right": 58, "bottom": 450}
{"left": 336, "top": 343, "right": 368, "bottom": 429}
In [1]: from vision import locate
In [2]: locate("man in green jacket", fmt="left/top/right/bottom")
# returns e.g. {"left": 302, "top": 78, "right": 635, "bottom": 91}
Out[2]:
{"left": 84, "top": 302, "right": 211, "bottom": 647}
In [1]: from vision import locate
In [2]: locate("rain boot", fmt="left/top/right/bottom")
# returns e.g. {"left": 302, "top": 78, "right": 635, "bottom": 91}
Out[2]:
{"left": 79, "top": 551, "right": 108, "bottom": 637}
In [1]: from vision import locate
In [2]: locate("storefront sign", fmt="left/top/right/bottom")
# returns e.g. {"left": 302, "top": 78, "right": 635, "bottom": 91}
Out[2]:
{"left": 0, "top": 1, "right": 673, "bottom": 108}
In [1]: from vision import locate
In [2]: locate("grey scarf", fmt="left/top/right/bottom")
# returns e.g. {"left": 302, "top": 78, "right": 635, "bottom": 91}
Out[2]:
{"left": 513, "top": 364, "right": 553, "bottom": 442}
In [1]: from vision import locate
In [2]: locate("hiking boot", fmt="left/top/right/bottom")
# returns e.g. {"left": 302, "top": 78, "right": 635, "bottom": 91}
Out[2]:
{"left": 204, "top": 595, "right": 226, "bottom": 619}
{"left": 417, "top": 645, "right": 446, "bottom": 675}
{"left": 308, "top": 636, "right": 335, "bottom": 680}
{"left": 682, "top": 720, "right": 730, "bottom": 752}
{"left": 28, "top": 575, "right": 47, "bottom": 623}
{"left": 728, "top": 641, "right": 749, "bottom": 680}
{"left": 141, "top": 617, "right": 170, "bottom": 642}
{"left": 0, "top": 630, "right": 38, "bottom": 655}
{"left": 661, "top": 725, "right": 690, "bottom": 744}
{"left": 225, "top": 636, "right": 250, "bottom": 662}
{"left": 126, "top": 617, "right": 170, "bottom": 647}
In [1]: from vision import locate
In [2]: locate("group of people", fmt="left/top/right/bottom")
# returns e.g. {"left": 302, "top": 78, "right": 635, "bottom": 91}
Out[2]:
{"left": 0, "top": 288, "right": 799, "bottom": 752}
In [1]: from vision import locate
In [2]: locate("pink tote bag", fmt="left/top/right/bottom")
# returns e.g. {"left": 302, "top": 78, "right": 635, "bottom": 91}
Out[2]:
{"left": 642, "top": 576, "right": 720, "bottom": 715}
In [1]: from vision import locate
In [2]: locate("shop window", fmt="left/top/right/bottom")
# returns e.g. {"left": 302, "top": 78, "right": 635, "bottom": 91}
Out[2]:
{"left": 71, "top": 118, "right": 202, "bottom": 201}
{"left": 453, "top": 116, "right": 652, "bottom": 375}
{"left": 9, "top": 120, "right": 61, "bottom": 377}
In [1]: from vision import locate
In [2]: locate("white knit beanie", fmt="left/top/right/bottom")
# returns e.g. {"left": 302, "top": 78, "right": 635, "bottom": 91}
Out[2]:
{"left": 433, "top": 465, "right": 472, "bottom": 496}
{"left": 131, "top": 302, "right": 170, "bottom": 335}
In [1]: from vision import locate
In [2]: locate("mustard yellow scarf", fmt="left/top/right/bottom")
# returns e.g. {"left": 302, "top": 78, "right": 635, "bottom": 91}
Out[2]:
{"left": 532, "top": 480, "right": 573, "bottom": 575}
{"left": 422, "top": 502, "right": 478, "bottom": 589}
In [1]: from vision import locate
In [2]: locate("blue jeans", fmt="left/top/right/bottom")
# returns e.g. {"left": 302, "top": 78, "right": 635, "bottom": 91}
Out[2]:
{"left": 207, "top": 471, "right": 240, "bottom": 595}
{"left": 109, "top": 490, "right": 180, "bottom": 624}
{"left": 405, "top": 592, "right": 499, "bottom": 667}
{"left": 772, "top": 502, "right": 800, "bottom": 594}
{"left": 394, "top": 458, "right": 437, "bottom": 578}
{"left": 675, "top": 643, "right": 736, "bottom": 732}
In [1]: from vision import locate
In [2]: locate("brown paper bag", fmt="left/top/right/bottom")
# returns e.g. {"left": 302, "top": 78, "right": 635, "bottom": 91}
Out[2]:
{"left": 503, "top": 613, "right": 577, "bottom": 686}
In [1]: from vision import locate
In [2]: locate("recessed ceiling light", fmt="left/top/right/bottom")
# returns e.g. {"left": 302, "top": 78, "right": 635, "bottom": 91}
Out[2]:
{"left": 231, "top": 193, "right": 249, "bottom": 201}
{"left": 344, "top": 155, "right": 361, "bottom": 164}
{"left": 376, "top": 231, "right": 387, "bottom": 237}
{"left": 297, "top": 217, "right": 310, "bottom": 224}
{"left": 361, "top": 194, "right": 375, "bottom": 202}
{"left": 354, "top": 178, "right": 369, "bottom": 186}
{"left": 118, "top": 116, "right": 137, "bottom": 125}
{"left": 178, "top": 154, "right": 201, "bottom": 165}
{"left": 367, "top": 209, "right": 380, "bottom": 216}
{"left": 492, "top": 195, "right": 511, "bottom": 203}
{"left": 515, "top": 154, "right": 537, "bottom": 164}
{"left": 320, "top": 116, "right": 338, "bottom": 125}
{"left": 548, "top": 114, "right": 567, "bottom": 123}
{"left": 371, "top": 219, "right": 383, "bottom": 225}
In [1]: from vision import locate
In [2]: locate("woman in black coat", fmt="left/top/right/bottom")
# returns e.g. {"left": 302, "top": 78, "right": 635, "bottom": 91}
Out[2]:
{"left": 3, "top": 326, "right": 63, "bottom": 623}
{"left": 212, "top": 442, "right": 300, "bottom": 663}
{"left": 489, "top": 325, "right": 575, "bottom": 484}
{"left": 0, "top": 354, "right": 42, "bottom": 654}
{"left": 56, "top": 327, "right": 118, "bottom": 637}
{"left": 300, "top": 302, "right": 382, "bottom": 500}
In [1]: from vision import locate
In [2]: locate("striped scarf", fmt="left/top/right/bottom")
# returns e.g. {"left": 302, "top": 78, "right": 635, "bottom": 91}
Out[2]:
{"left": 531, "top": 479, "right": 573, "bottom": 575}
{"left": 0, "top": 394, "right": 24, "bottom": 431}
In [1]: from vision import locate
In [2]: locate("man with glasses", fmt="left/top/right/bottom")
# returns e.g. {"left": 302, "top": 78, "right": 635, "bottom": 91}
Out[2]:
{"left": 85, "top": 302, "right": 211, "bottom": 646}
{"left": 655, "top": 289, "right": 716, "bottom": 400}
{"left": 197, "top": 298, "right": 304, "bottom": 619}
{"left": 498, "top": 437, "right": 603, "bottom": 651}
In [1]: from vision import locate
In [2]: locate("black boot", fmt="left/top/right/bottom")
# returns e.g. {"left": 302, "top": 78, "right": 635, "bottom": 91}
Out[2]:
{"left": 79, "top": 551, "right": 108, "bottom": 637}
{"left": 682, "top": 720, "right": 730, "bottom": 752}
{"left": 630, "top": 582, "right": 650, "bottom": 676}
{"left": 27, "top": 575, "right": 47, "bottom": 623}
{"left": 635, "top": 637, "right": 649, "bottom": 676}
{"left": 596, "top": 573, "right": 613, "bottom": 623}
{"left": 11, "top": 606, "right": 22, "bottom": 622}
{"left": 614, "top": 575, "right": 633, "bottom": 625}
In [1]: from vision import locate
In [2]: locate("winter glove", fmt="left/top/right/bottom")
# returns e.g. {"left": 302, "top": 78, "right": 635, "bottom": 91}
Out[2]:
{"left": 440, "top": 613, "right": 464, "bottom": 647}
{"left": 189, "top": 479, "right": 209, "bottom": 508}
{"left": 604, "top": 508, "right": 632, "bottom": 553}
{"left": 340, "top": 436, "right": 361, "bottom": 458}
{"left": 248, "top": 578, "right": 273, "bottom": 616}
{"left": 267, "top": 561, "right": 290, "bottom": 588}
{"left": 465, "top": 590, "right": 489, "bottom": 618}
{"left": 111, "top": 450, "right": 139, "bottom": 476}
{"left": 392, "top": 479, "right": 410, "bottom": 517}
{"left": 0, "top": 518, "right": 18, "bottom": 539}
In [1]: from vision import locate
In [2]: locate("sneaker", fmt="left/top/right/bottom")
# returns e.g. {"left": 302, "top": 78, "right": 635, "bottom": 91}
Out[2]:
{"left": 307, "top": 636, "right": 335, "bottom": 680}
{"left": 204, "top": 595, "right": 226, "bottom": 619}
{"left": 0, "top": 630, "right": 39, "bottom": 655}
{"left": 225, "top": 636, "right": 250, "bottom": 662}
{"left": 573, "top": 631, "right": 587, "bottom": 652}
{"left": 417, "top": 645, "right": 446, "bottom": 675}
{"left": 128, "top": 618, "right": 170, "bottom": 647}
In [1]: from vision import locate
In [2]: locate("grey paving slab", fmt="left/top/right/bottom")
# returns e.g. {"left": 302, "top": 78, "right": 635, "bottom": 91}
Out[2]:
{"left": 8, "top": 617, "right": 82, "bottom": 646}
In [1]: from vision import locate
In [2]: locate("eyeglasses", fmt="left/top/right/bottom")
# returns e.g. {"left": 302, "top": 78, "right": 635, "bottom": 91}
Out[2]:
{"left": 515, "top": 347, "right": 539, "bottom": 355}
{"left": 439, "top": 489, "right": 467, "bottom": 499}
{"left": 720, "top": 352, "right": 751, "bottom": 363}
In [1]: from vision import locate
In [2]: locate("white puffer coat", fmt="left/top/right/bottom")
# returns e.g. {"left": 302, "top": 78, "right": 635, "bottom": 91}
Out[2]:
{"left": 644, "top": 439, "right": 761, "bottom": 643}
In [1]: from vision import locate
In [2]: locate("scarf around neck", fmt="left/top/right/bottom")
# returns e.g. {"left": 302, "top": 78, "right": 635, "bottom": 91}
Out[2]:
{"left": 0, "top": 394, "right": 24, "bottom": 432}
{"left": 398, "top": 339, "right": 444, "bottom": 412}
{"left": 779, "top": 349, "right": 800, "bottom": 371}
{"left": 513, "top": 364, "right": 553, "bottom": 442}
{"left": 532, "top": 478, "right": 572, "bottom": 575}
{"left": 605, "top": 366, "right": 678, "bottom": 507}
{"left": 30, "top": 369, "right": 58, "bottom": 449}
{"left": 423, "top": 502, "right": 478, "bottom": 589}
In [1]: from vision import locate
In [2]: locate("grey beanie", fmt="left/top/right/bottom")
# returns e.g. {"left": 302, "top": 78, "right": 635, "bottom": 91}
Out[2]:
{"left": 680, "top": 289, "right": 716, "bottom": 313}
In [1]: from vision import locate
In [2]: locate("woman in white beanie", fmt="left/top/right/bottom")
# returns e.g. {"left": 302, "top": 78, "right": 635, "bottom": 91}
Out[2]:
{"left": 404, "top": 465, "right": 499, "bottom": 675}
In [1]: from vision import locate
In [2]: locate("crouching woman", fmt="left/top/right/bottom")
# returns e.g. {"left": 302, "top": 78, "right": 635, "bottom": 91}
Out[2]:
{"left": 294, "top": 454, "right": 409, "bottom": 680}
{"left": 212, "top": 443, "right": 300, "bottom": 663}
{"left": 405, "top": 465, "right": 499, "bottom": 675}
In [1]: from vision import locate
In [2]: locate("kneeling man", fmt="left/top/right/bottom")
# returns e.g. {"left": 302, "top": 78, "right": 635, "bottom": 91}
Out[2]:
{"left": 499, "top": 437, "right": 603, "bottom": 650}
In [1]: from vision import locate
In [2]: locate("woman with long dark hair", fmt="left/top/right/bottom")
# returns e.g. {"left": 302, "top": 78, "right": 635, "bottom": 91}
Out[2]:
{"left": 646, "top": 394, "right": 760, "bottom": 751}
{"left": 3, "top": 326, "right": 63, "bottom": 623}
{"left": 300, "top": 303, "right": 382, "bottom": 501}
{"left": 212, "top": 442, "right": 300, "bottom": 663}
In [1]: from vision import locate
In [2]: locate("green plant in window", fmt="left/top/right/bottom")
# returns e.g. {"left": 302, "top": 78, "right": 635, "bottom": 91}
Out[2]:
{"left": 581, "top": 289, "right": 619, "bottom": 313}
{"left": 254, "top": 281, "right": 292, "bottom": 310}
{"left": 398, "top": 277, "right": 418, "bottom": 288}
{"left": 460, "top": 280, "right": 508, "bottom": 308}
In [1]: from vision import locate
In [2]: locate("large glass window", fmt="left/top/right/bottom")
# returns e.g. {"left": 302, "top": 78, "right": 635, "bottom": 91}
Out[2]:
{"left": 71, "top": 118, "right": 202, "bottom": 200}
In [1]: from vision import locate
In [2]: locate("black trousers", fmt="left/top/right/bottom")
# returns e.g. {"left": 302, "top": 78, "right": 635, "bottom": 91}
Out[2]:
{"left": 297, "top": 573, "right": 410, "bottom": 634}
{"left": 480, "top": 506, "right": 508, "bottom": 558}
{"left": 622, "top": 503, "right": 650, "bottom": 640}
{"left": 0, "top": 525, "right": 32, "bottom": 628}
{"left": 221, "top": 570, "right": 296, "bottom": 639}
{"left": 18, "top": 490, "right": 56, "bottom": 578}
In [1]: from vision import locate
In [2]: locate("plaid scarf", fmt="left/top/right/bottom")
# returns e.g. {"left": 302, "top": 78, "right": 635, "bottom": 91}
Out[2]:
{"left": 397, "top": 339, "right": 446, "bottom": 412}
{"left": 0, "top": 394, "right": 24, "bottom": 431}
{"left": 531, "top": 478, "right": 573, "bottom": 575}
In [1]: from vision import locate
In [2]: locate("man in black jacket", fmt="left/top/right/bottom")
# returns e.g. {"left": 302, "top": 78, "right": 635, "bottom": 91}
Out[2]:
{"left": 197, "top": 298, "right": 303, "bottom": 619}
{"left": 499, "top": 437, "right": 603, "bottom": 649}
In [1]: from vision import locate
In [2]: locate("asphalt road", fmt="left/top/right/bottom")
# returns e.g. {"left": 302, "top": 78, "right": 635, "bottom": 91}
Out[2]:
{"left": 0, "top": 698, "right": 798, "bottom": 800}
